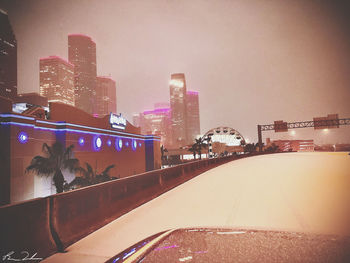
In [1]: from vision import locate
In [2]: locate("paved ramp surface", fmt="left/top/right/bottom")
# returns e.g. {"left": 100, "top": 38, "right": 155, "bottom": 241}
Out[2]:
{"left": 44, "top": 152, "right": 350, "bottom": 263}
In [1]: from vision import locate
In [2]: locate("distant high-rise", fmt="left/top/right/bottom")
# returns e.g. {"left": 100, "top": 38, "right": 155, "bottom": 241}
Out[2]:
{"left": 139, "top": 105, "right": 172, "bottom": 147}
{"left": 169, "top": 73, "right": 187, "bottom": 148}
{"left": 95, "top": 76, "right": 116, "bottom": 115}
{"left": 68, "top": 34, "right": 96, "bottom": 114}
{"left": 133, "top": 113, "right": 140, "bottom": 127}
{"left": 39, "top": 56, "right": 75, "bottom": 106}
{"left": 0, "top": 9, "right": 17, "bottom": 99}
{"left": 186, "top": 90, "right": 200, "bottom": 143}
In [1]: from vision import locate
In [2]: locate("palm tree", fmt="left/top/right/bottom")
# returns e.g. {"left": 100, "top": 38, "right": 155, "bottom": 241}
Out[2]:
{"left": 94, "top": 164, "right": 117, "bottom": 183}
{"left": 265, "top": 143, "right": 280, "bottom": 153}
{"left": 69, "top": 163, "right": 116, "bottom": 189}
{"left": 244, "top": 143, "right": 257, "bottom": 153}
{"left": 194, "top": 137, "right": 207, "bottom": 160}
{"left": 26, "top": 141, "right": 80, "bottom": 193}
{"left": 160, "top": 145, "right": 168, "bottom": 161}
{"left": 188, "top": 145, "right": 197, "bottom": 160}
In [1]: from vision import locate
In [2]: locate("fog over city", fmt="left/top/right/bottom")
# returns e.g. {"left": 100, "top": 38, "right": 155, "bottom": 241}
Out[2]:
{"left": 2, "top": 0, "right": 350, "bottom": 143}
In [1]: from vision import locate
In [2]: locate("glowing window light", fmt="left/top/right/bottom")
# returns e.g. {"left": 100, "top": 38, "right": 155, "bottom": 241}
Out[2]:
{"left": 139, "top": 142, "right": 142, "bottom": 147}
{"left": 18, "top": 131, "right": 28, "bottom": 144}
{"left": 78, "top": 137, "right": 85, "bottom": 146}
{"left": 125, "top": 141, "right": 129, "bottom": 147}
{"left": 169, "top": 79, "right": 184, "bottom": 88}
{"left": 107, "top": 139, "right": 112, "bottom": 146}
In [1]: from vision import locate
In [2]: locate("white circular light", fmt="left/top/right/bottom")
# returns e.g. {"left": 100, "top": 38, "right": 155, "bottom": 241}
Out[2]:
{"left": 96, "top": 137, "right": 102, "bottom": 148}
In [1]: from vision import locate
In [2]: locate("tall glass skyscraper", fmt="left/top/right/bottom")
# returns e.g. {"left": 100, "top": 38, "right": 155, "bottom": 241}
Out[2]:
{"left": 186, "top": 90, "right": 200, "bottom": 144}
{"left": 95, "top": 76, "right": 117, "bottom": 115}
{"left": 39, "top": 56, "right": 75, "bottom": 106}
{"left": 68, "top": 34, "right": 96, "bottom": 114}
{"left": 139, "top": 105, "right": 172, "bottom": 148}
{"left": 0, "top": 8, "right": 17, "bottom": 99}
{"left": 169, "top": 73, "right": 187, "bottom": 148}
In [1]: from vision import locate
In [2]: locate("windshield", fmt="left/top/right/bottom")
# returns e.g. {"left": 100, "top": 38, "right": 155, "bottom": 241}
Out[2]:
{"left": 106, "top": 228, "right": 350, "bottom": 263}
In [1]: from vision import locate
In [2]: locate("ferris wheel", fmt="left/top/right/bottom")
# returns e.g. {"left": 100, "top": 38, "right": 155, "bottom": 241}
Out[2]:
{"left": 203, "top": 127, "right": 245, "bottom": 157}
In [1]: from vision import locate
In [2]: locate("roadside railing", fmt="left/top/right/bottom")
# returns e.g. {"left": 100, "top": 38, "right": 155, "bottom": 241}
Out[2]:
{"left": 0, "top": 152, "right": 267, "bottom": 260}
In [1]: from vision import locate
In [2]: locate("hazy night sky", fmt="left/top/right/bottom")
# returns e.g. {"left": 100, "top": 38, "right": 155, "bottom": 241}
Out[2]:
{"left": 1, "top": 0, "right": 350, "bottom": 144}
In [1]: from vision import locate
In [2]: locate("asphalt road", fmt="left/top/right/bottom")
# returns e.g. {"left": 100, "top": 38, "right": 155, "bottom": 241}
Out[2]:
{"left": 44, "top": 152, "right": 350, "bottom": 263}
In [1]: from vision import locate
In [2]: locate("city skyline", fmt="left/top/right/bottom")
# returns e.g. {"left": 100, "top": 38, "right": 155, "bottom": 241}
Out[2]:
{"left": 1, "top": 0, "right": 350, "bottom": 144}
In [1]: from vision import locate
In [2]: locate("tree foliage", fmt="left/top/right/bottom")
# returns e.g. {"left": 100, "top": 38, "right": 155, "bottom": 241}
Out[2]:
{"left": 189, "top": 137, "right": 208, "bottom": 160}
{"left": 67, "top": 163, "right": 117, "bottom": 190}
{"left": 26, "top": 141, "right": 80, "bottom": 193}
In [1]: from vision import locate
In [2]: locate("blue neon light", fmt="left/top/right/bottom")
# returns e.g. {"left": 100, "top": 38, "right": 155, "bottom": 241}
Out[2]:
{"left": 115, "top": 138, "right": 122, "bottom": 151}
{"left": 125, "top": 141, "right": 129, "bottom": 147}
{"left": 0, "top": 114, "right": 34, "bottom": 121}
{"left": 1, "top": 121, "right": 161, "bottom": 142}
{"left": 107, "top": 139, "right": 112, "bottom": 146}
{"left": 78, "top": 137, "right": 85, "bottom": 146}
{"left": 93, "top": 136, "right": 102, "bottom": 151}
{"left": 18, "top": 131, "right": 28, "bottom": 144}
{"left": 139, "top": 142, "right": 142, "bottom": 147}
{"left": 132, "top": 139, "right": 137, "bottom": 151}
{"left": 96, "top": 137, "right": 102, "bottom": 147}
{"left": 1, "top": 113, "right": 161, "bottom": 140}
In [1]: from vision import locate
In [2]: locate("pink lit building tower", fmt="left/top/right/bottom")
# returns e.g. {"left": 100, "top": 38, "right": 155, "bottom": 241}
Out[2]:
{"left": 95, "top": 76, "right": 117, "bottom": 115}
{"left": 138, "top": 104, "right": 172, "bottom": 148}
{"left": 169, "top": 73, "right": 188, "bottom": 148}
{"left": 68, "top": 34, "right": 97, "bottom": 114}
{"left": 39, "top": 56, "right": 75, "bottom": 106}
{"left": 186, "top": 90, "right": 200, "bottom": 144}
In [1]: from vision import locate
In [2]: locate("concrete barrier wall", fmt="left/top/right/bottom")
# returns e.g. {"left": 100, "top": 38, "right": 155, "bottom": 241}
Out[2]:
{"left": 0, "top": 154, "right": 265, "bottom": 260}
{"left": 0, "top": 197, "right": 56, "bottom": 259}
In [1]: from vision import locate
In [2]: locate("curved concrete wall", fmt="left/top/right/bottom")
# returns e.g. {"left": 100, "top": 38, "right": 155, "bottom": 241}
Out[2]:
{"left": 0, "top": 197, "right": 56, "bottom": 259}
{"left": 0, "top": 154, "right": 263, "bottom": 260}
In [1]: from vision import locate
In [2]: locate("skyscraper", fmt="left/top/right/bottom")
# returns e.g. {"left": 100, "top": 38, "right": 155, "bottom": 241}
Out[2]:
{"left": 39, "top": 56, "right": 75, "bottom": 106}
{"left": 95, "top": 76, "right": 117, "bottom": 115}
{"left": 0, "top": 8, "right": 17, "bottom": 99}
{"left": 169, "top": 73, "right": 187, "bottom": 148}
{"left": 68, "top": 34, "right": 96, "bottom": 114}
{"left": 186, "top": 90, "right": 200, "bottom": 144}
{"left": 139, "top": 105, "right": 172, "bottom": 147}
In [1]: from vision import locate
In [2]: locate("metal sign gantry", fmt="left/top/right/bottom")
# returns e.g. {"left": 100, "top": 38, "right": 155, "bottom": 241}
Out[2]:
{"left": 257, "top": 118, "right": 350, "bottom": 152}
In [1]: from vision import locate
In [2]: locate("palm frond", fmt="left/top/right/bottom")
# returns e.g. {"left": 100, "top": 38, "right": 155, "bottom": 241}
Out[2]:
{"left": 63, "top": 158, "right": 80, "bottom": 172}
{"left": 101, "top": 164, "right": 115, "bottom": 176}
{"left": 85, "top": 162, "right": 94, "bottom": 176}
{"left": 69, "top": 176, "right": 90, "bottom": 188}
{"left": 42, "top": 143, "right": 53, "bottom": 157}
{"left": 63, "top": 144, "right": 75, "bottom": 160}
{"left": 26, "top": 156, "right": 55, "bottom": 176}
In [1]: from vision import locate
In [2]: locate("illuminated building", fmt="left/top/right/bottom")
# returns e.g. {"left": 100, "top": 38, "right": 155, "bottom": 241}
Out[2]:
{"left": 266, "top": 138, "right": 314, "bottom": 152}
{"left": 68, "top": 34, "right": 97, "bottom": 114}
{"left": 133, "top": 113, "right": 140, "bottom": 127}
{"left": 169, "top": 73, "right": 187, "bottom": 148}
{"left": 0, "top": 8, "right": 17, "bottom": 99}
{"left": 39, "top": 56, "right": 75, "bottom": 106}
{"left": 186, "top": 90, "right": 200, "bottom": 144}
{"left": 0, "top": 96, "right": 160, "bottom": 205}
{"left": 95, "top": 76, "right": 117, "bottom": 115}
{"left": 139, "top": 105, "right": 172, "bottom": 148}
